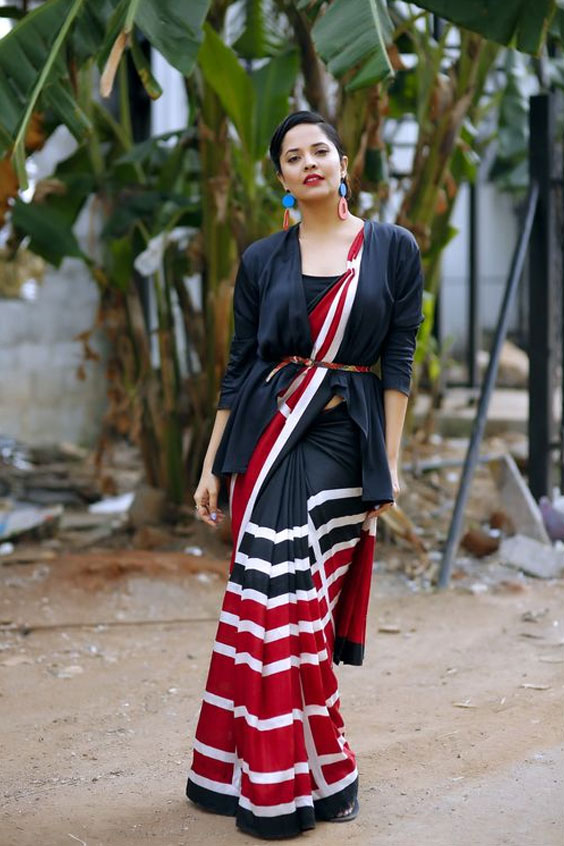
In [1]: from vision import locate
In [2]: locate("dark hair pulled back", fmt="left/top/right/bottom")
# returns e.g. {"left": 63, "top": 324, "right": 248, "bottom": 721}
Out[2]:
{"left": 269, "top": 111, "right": 351, "bottom": 199}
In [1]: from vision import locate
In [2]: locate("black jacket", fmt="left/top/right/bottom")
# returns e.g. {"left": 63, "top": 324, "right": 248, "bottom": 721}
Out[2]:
{"left": 212, "top": 219, "right": 424, "bottom": 506}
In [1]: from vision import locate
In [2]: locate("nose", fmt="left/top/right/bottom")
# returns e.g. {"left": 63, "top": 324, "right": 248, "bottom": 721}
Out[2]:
{"left": 303, "top": 155, "right": 316, "bottom": 169}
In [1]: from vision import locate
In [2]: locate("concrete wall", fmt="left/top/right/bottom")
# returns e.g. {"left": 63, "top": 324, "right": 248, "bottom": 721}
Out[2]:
{"left": 0, "top": 257, "right": 107, "bottom": 446}
{"left": 441, "top": 182, "right": 523, "bottom": 355}
{"left": 0, "top": 127, "right": 107, "bottom": 447}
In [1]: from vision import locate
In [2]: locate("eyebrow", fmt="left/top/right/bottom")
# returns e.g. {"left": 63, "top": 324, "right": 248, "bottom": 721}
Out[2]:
{"left": 283, "top": 142, "right": 329, "bottom": 155}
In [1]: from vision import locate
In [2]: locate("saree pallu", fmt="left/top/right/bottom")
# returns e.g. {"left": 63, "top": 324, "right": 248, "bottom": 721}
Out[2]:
{"left": 186, "top": 226, "right": 378, "bottom": 839}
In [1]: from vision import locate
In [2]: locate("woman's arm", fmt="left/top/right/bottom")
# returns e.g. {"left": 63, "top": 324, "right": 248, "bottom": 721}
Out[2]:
{"left": 383, "top": 389, "right": 409, "bottom": 468}
{"left": 369, "top": 230, "right": 424, "bottom": 518}
{"left": 193, "top": 408, "right": 231, "bottom": 527}
{"left": 194, "top": 253, "right": 259, "bottom": 528}
{"left": 367, "top": 389, "right": 408, "bottom": 517}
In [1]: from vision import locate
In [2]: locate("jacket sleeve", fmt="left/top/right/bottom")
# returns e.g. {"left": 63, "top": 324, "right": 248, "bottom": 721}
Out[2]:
{"left": 380, "top": 230, "right": 424, "bottom": 396}
{"left": 216, "top": 256, "right": 259, "bottom": 410}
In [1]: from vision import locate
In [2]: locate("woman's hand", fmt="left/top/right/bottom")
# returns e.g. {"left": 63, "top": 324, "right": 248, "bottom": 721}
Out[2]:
{"left": 194, "top": 470, "right": 224, "bottom": 528}
{"left": 366, "top": 458, "right": 400, "bottom": 518}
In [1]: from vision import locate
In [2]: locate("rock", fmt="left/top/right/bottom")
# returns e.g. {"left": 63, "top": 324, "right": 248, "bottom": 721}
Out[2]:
{"left": 539, "top": 497, "right": 564, "bottom": 542}
{"left": 55, "top": 664, "right": 84, "bottom": 678}
{"left": 128, "top": 485, "right": 167, "bottom": 528}
{"left": 489, "top": 509, "right": 516, "bottom": 535}
{"left": 0, "top": 503, "right": 63, "bottom": 542}
{"left": 499, "top": 535, "right": 564, "bottom": 579}
{"left": 89, "top": 492, "right": 135, "bottom": 515}
{"left": 489, "top": 454, "right": 550, "bottom": 545}
{"left": 461, "top": 528, "right": 500, "bottom": 558}
{"left": 479, "top": 339, "right": 528, "bottom": 388}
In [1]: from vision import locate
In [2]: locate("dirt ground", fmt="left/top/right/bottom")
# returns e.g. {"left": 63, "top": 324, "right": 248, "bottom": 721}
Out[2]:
{"left": 1, "top": 546, "right": 563, "bottom": 846}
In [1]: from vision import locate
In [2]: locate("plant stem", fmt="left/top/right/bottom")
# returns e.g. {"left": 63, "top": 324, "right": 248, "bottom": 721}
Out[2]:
{"left": 12, "top": 0, "right": 87, "bottom": 189}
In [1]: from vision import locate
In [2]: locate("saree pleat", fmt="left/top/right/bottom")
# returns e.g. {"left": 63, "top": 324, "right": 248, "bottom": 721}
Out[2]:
{"left": 187, "top": 226, "right": 378, "bottom": 839}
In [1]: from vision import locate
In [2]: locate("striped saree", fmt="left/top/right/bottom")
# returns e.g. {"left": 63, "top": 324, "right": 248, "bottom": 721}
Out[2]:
{"left": 186, "top": 226, "right": 377, "bottom": 839}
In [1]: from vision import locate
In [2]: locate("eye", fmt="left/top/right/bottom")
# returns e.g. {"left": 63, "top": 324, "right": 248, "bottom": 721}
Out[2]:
{"left": 287, "top": 155, "right": 299, "bottom": 163}
{"left": 316, "top": 149, "right": 329, "bottom": 155}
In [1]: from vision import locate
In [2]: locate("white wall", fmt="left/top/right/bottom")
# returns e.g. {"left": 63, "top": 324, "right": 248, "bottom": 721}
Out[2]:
{"left": 0, "top": 128, "right": 107, "bottom": 446}
{"left": 0, "top": 257, "right": 107, "bottom": 446}
{"left": 441, "top": 182, "right": 522, "bottom": 354}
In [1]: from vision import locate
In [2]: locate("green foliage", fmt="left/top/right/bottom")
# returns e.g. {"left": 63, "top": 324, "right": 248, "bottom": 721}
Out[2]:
{"left": 136, "top": 0, "right": 209, "bottom": 74}
{"left": 198, "top": 23, "right": 255, "bottom": 158}
{"left": 232, "top": 0, "right": 285, "bottom": 58}
{"left": 414, "top": 0, "right": 557, "bottom": 55}
{"left": 198, "top": 22, "right": 298, "bottom": 164}
{"left": 0, "top": 0, "right": 211, "bottom": 181}
{"left": 304, "top": 0, "right": 394, "bottom": 90}
{"left": 2, "top": 0, "right": 563, "bottom": 495}
{"left": 0, "top": 0, "right": 91, "bottom": 165}
{"left": 11, "top": 197, "right": 87, "bottom": 268}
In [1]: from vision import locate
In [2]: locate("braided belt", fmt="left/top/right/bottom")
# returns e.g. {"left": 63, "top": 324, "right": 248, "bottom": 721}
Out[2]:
{"left": 266, "top": 354, "right": 371, "bottom": 383}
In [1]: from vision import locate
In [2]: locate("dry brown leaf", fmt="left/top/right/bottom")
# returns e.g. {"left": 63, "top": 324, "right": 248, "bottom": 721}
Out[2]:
{"left": 100, "top": 30, "right": 128, "bottom": 98}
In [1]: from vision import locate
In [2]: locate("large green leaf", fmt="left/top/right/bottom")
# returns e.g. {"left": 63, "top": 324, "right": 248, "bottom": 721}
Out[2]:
{"left": 71, "top": 0, "right": 119, "bottom": 65}
{"left": 101, "top": 0, "right": 210, "bottom": 77}
{"left": 11, "top": 197, "right": 86, "bottom": 267}
{"left": 0, "top": 0, "right": 121, "bottom": 178}
{"left": 198, "top": 23, "right": 256, "bottom": 158}
{"left": 232, "top": 0, "right": 285, "bottom": 59}
{"left": 308, "top": 0, "right": 394, "bottom": 90}
{"left": 136, "top": 0, "right": 210, "bottom": 76}
{"left": 0, "top": 0, "right": 210, "bottom": 174}
{"left": 251, "top": 49, "right": 299, "bottom": 157}
{"left": 0, "top": 0, "right": 83, "bottom": 158}
{"left": 489, "top": 50, "right": 530, "bottom": 192}
{"left": 414, "top": 0, "right": 556, "bottom": 56}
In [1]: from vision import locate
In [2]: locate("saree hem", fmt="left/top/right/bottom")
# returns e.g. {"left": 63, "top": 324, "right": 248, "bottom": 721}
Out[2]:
{"left": 186, "top": 779, "right": 237, "bottom": 817}
{"left": 186, "top": 776, "right": 359, "bottom": 839}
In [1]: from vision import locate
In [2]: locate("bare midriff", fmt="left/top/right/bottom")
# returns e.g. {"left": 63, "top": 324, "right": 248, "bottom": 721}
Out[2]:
{"left": 322, "top": 394, "right": 345, "bottom": 411}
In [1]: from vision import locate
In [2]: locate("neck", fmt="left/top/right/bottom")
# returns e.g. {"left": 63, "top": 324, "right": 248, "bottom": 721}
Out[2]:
{"left": 298, "top": 200, "right": 349, "bottom": 236}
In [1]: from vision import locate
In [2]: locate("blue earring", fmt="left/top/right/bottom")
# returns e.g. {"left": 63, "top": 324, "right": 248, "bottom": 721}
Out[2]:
{"left": 282, "top": 190, "right": 295, "bottom": 230}
{"left": 338, "top": 178, "right": 349, "bottom": 220}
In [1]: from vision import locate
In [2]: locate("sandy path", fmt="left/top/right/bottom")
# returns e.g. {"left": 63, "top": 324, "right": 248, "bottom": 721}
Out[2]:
{"left": 1, "top": 555, "right": 563, "bottom": 846}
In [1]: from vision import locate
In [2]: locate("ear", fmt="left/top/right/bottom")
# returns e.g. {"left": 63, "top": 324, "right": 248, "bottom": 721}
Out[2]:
{"left": 340, "top": 154, "right": 348, "bottom": 179}
{"left": 276, "top": 171, "right": 287, "bottom": 191}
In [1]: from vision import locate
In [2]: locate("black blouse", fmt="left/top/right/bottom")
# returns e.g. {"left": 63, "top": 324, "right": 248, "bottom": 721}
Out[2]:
{"left": 301, "top": 273, "right": 341, "bottom": 310}
{"left": 212, "top": 220, "right": 424, "bottom": 507}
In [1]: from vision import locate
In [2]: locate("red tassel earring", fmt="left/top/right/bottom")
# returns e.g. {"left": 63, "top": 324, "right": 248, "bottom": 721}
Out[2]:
{"left": 338, "top": 178, "right": 349, "bottom": 220}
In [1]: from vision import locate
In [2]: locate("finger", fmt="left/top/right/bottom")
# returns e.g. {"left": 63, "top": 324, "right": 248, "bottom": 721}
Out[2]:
{"left": 208, "top": 489, "right": 218, "bottom": 523}
{"left": 194, "top": 502, "right": 209, "bottom": 521}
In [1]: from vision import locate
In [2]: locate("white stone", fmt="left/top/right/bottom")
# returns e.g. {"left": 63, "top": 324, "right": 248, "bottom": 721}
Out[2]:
{"left": 500, "top": 535, "right": 564, "bottom": 579}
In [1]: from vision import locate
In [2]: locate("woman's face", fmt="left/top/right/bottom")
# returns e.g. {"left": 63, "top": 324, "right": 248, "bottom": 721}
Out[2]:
{"left": 277, "top": 123, "right": 347, "bottom": 204}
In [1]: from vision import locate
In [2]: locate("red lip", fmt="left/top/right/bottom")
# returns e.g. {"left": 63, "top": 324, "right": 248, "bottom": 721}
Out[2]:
{"left": 303, "top": 175, "right": 324, "bottom": 184}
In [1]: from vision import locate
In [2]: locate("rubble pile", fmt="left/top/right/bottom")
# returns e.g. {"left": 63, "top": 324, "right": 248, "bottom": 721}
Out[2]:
{"left": 1, "top": 429, "right": 563, "bottom": 593}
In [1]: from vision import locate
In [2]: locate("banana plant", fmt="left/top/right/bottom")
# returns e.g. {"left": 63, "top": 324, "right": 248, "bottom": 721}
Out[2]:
{"left": 0, "top": 0, "right": 211, "bottom": 186}
{"left": 1, "top": 0, "right": 563, "bottom": 503}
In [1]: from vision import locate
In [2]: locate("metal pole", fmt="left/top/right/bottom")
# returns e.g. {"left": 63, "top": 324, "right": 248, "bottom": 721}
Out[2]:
{"left": 468, "top": 181, "right": 480, "bottom": 387}
{"left": 559, "top": 100, "right": 564, "bottom": 494}
{"left": 438, "top": 182, "right": 539, "bottom": 589}
{"left": 528, "top": 93, "right": 558, "bottom": 500}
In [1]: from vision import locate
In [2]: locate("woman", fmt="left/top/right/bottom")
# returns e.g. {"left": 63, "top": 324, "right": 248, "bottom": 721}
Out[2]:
{"left": 186, "top": 110, "right": 423, "bottom": 839}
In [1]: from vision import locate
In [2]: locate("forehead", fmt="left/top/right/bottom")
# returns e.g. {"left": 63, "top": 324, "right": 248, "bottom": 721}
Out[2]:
{"left": 280, "top": 123, "right": 332, "bottom": 155}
